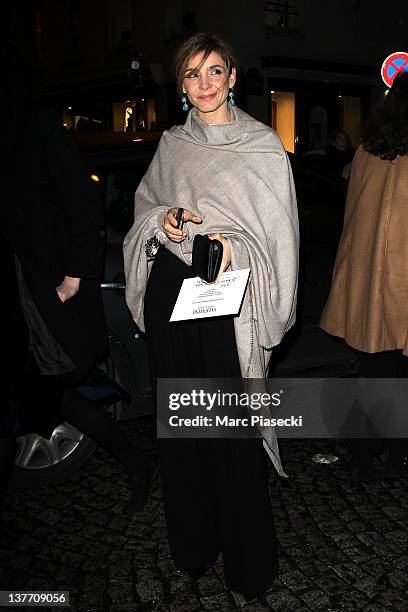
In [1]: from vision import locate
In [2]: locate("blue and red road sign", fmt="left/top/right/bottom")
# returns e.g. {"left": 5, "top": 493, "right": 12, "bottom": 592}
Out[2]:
{"left": 381, "top": 51, "right": 408, "bottom": 87}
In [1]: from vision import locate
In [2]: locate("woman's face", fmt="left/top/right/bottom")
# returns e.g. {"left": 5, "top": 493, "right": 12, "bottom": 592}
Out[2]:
{"left": 182, "top": 50, "right": 236, "bottom": 123}
{"left": 334, "top": 132, "right": 348, "bottom": 152}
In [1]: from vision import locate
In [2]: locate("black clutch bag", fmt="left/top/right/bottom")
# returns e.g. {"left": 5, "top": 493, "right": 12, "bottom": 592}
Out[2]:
{"left": 192, "top": 234, "right": 223, "bottom": 283}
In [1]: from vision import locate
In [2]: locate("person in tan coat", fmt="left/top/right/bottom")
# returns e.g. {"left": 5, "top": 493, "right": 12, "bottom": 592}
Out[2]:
{"left": 320, "top": 72, "right": 408, "bottom": 481}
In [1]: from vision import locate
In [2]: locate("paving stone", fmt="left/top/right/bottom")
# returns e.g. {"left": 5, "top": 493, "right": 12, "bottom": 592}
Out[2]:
{"left": 372, "top": 542, "right": 404, "bottom": 561}
{"left": 328, "top": 561, "right": 365, "bottom": 585}
{"left": 200, "top": 592, "right": 234, "bottom": 610}
{"left": 24, "top": 498, "right": 48, "bottom": 515}
{"left": 2, "top": 513, "right": 34, "bottom": 533}
{"left": 243, "top": 602, "right": 271, "bottom": 611}
{"left": 376, "top": 589, "right": 408, "bottom": 611}
{"left": 24, "top": 577, "right": 57, "bottom": 591}
{"left": 31, "top": 524, "right": 59, "bottom": 541}
{"left": 381, "top": 505, "right": 408, "bottom": 521}
{"left": 266, "top": 589, "right": 303, "bottom": 610}
{"left": 12, "top": 535, "right": 44, "bottom": 555}
{"left": 169, "top": 592, "right": 201, "bottom": 611}
{"left": 80, "top": 524, "right": 106, "bottom": 540}
{"left": 363, "top": 557, "right": 392, "bottom": 578}
{"left": 36, "top": 543, "right": 68, "bottom": 563}
{"left": 36, "top": 508, "right": 62, "bottom": 526}
{"left": 108, "top": 515, "right": 130, "bottom": 532}
{"left": 4, "top": 554, "right": 31, "bottom": 573}
{"left": 328, "top": 531, "right": 361, "bottom": 549}
{"left": 345, "top": 519, "right": 369, "bottom": 533}
{"left": 355, "top": 574, "right": 382, "bottom": 598}
{"left": 298, "top": 588, "right": 331, "bottom": 610}
{"left": 4, "top": 491, "right": 26, "bottom": 505}
{"left": 341, "top": 546, "right": 375, "bottom": 569}
{"left": 108, "top": 579, "right": 135, "bottom": 604}
{"left": 84, "top": 510, "right": 110, "bottom": 527}
{"left": 30, "top": 558, "right": 60, "bottom": 578}
{"left": 305, "top": 506, "right": 334, "bottom": 523}
{"left": 198, "top": 573, "right": 224, "bottom": 596}
{"left": 316, "top": 518, "right": 345, "bottom": 534}
{"left": 337, "top": 508, "right": 360, "bottom": 523}
{"left": 332, "top": 589, "right": 372, "bottom": 610}
{"left": 383, "top": 528, "right": 408, "bottom": 547}
{"left": 47, "top": 493, "right": 71, "bottom": 509}
{"left": 168, "top": 577, "right": 201, "bottom": 610}
{"left": 314, "top": 546, "right": 347, "bottom": 565}
{"left": 313, "top": 570, "right": 347, "bottom": 596}
{"left": 58, "top": 515, "right": 87, "bottom": 533}
{"left": 2, "top": 572, "right": 27, "bottom": 590}
{"left": 277, "top": 531, "right": 303, "bottom": 548}
{"left": 57, "top": 550, "right": 85, "bottom": 567}
{"left": 394, "top": 554, "right": 408, "bottom": 570}
{"left": 78, "top": 587, "right": 107, "bottom": 609}
{"left": 157, "top": 554, "right": 178, "bottom": 579}
{"left": 229, "top": 590, "right": 247, "bottom": 607}
{"left": 53, "top": 531, "right": 87, "bottom": 550}
{"left": 83, "top": 571, "right": 108, "bottom": 589}
{"left": 108, "top": 550, "right": 134, "bottom": 565}
{"left": 135, "top": 569, "right": 164, "bottom": 603}
{"left": 280, "top": 569, "right": 314, "bottom": 592}
{"left": 300, "top": 559, "right": 330, "bottom": 582}
{"left": 386, "top": 569, "right": 408, "bottom": 589}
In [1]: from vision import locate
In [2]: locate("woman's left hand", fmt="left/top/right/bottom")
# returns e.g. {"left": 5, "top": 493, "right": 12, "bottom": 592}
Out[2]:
{"left": 208, "top": 234, "right": 231, "bottom": 281}
{"left": 56, "top": 276, "right": 81, "bottom": 302}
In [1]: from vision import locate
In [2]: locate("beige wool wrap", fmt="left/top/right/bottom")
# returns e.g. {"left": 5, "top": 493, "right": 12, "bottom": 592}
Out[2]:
{"left": 124, "top": 106, "right": 299, "bottom": 474}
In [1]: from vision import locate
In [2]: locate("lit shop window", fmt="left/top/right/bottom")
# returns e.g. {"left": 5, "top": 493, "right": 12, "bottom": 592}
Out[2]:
{"left": 270, "top": 91, "right": 296, "bottom": 153}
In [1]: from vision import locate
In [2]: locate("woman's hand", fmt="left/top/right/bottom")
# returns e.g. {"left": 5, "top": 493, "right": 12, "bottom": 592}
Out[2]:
{"left": 56, "top": 276, "right": 81, "bottom": 302}
{"left": 208, "top": 233, "right": 231, "bottom": 280}
{"left": 163, "top": 208, "right": 202, "bottom": 242}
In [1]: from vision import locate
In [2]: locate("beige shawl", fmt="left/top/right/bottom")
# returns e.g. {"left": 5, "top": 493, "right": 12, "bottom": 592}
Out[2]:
{"left": 124, "top": 106, "right": 299, "bottom": 474}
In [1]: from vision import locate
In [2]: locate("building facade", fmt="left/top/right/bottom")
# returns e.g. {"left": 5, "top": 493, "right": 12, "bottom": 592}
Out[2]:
{"left": 14, "top": 1, "right": 408, "bottom": 151}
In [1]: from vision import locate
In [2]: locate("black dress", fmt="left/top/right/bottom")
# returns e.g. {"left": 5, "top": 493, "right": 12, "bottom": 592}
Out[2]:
{"left": 144, "top": 246, "right": 278, "bottom": 600}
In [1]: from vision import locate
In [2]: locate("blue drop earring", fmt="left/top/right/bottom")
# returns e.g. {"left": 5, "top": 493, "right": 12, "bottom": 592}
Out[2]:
{"left": 228, "top": 88, "right": 235, "bottom": 107}
{"left": 181, "top": 95, "right": 189, "bottom": 112}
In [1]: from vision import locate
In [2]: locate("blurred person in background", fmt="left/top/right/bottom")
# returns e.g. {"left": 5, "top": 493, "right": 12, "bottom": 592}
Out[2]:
{"left": 320, "top": 73, "right": 408, "bottom": 482}
{"left": 0, "top": 43, "right": 151, "bottom": 514}
{"left": 326, "top": 128, "right": 355, "bottom": 179}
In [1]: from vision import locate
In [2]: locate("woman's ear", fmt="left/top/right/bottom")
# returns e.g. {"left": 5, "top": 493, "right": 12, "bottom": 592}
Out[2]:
{"left": 229, "top": 67, "right": 237, "bottom": 89}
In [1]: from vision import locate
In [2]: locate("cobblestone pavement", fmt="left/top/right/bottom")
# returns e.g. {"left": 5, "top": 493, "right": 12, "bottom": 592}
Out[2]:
{"left": 1, "top": 417, "right": 408, "bottom": 612}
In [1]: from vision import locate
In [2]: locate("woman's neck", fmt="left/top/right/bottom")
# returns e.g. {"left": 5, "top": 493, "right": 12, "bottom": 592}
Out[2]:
{"left": 197, "top": 103, "right": 232, "bottom": 125}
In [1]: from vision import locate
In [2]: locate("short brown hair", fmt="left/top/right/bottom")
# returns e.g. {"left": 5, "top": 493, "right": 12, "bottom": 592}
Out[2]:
{"left": 175, "top": 32, "right": 238, "bottom": 96}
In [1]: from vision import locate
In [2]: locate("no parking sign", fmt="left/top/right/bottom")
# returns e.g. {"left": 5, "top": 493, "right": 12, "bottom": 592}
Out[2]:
{"left": 381, "top": 51, "right": 408, "bottom": 87}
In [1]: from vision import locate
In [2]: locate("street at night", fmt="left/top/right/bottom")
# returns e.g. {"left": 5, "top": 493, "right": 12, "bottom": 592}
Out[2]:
{"left": 2, "top": 1, "right": 408, "bottom": 611}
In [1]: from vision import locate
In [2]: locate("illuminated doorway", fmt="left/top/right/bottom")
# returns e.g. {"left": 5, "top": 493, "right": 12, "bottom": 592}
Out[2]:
{"left": 270, "top": 91, "right": 296, "bottom": 152}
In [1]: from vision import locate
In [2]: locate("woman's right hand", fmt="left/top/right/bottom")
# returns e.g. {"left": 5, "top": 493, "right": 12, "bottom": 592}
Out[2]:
{"left": 163, "top": 208, "right": 202, "bottom": 242}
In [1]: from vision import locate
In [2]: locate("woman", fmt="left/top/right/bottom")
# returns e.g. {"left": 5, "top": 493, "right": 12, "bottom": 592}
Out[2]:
{"left": 325, "top": 128, "right": 354, "bottom": 178}
{"left": 320, "top": 72, "right": 408, "bottom": 481}
{"left": 124, "top": 32, "right": 298, "bottom": 599}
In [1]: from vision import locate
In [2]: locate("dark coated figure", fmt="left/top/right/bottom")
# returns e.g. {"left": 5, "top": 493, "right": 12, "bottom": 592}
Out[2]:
{"left": 0, "top": 44, "right": 152, "bottom": 513}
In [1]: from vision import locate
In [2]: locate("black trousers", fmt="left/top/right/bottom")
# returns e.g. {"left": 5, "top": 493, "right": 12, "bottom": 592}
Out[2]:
{"left": 144, "top": 247, "right": 278, "bottom": 600}
{"left": 350, "top": 349, "right": 408, "bottom": 466}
